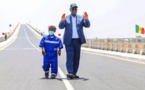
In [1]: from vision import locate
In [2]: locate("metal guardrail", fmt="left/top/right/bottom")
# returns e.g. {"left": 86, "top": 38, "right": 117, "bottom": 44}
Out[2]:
{"left": 0, "top": 37, "right": 5, "bottom": 42}
{"left": 27, "top": 23, "right": 145, "bottom": 55}
{"left": 27, "top": 24, "right": 44, "bottom": 36}
{"left": 0, "top": 23, "right": 20, "bottom": 43}
{"left": 83, "top": 38, "right": 145, "bottom": 55}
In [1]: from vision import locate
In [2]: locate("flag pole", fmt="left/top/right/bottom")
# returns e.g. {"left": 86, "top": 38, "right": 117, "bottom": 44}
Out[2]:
{"left": 135, "top": 33, "right": 136, "bottom": 38}
{"left": 135, "top": 24, "right": 137, "bottom": 38}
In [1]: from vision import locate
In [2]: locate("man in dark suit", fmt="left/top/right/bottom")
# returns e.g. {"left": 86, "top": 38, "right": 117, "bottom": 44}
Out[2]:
{"left": 59, "top": 3, "right": 90, "bottom": 79}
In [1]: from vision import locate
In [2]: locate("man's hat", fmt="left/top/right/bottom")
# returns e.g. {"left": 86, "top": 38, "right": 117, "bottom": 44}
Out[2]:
{"left": 70, "top": 3, "right": 78, "bottom": 9}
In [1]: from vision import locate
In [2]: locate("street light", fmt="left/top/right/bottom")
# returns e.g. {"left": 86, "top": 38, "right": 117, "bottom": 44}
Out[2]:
{"left": 9, "top": 24, "right": 12, "bottom": 32}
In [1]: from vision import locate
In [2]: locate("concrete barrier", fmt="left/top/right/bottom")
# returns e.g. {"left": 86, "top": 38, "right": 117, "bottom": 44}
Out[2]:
{"left": 132, "top": 44, "right": 136, "bottom": 54}
{"left": 0, "top": 37, "right": 5, "bottom": 42}
{"left": 138, "top": 44, "right": 143, "bottom": 54}
{"left": 0, "top": 23, "right": 20, "bottom": 49}
{"left": 140, "top": 44, "right": 145, "bottom": 55}
{"left": 0, "top": 23, "right": 19, "bottom": 43}
{"left": 120, "top": 43, "right": 123, "bottom": 52}
{"left": 113, "top": 43, "right": 118, "bottom": 51}
{"left": 124, "top": 44, "right": 129, "bottom": 52}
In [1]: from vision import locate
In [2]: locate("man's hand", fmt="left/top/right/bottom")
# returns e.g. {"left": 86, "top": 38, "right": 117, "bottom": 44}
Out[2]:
{"left": 42, "top": 49, "right": 46, "bottom": 56}
{"left": 83, "top": 12, "right": 88, "bottom": 20}
{"left": 58, "top": 49, "right": 61, "bottom": 56}
{"left": 61, "top": 13, "right": 66, "bottom": 21}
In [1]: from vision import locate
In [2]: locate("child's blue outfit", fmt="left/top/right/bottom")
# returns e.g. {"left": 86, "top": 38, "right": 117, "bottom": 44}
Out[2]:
{"left": 39, "top": 35, "right": 63, "bottom": 76}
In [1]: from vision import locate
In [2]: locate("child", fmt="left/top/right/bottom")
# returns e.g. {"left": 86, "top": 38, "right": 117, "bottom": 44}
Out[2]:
{"left": 39, "top": 25, "right": 63, "bottom": 79}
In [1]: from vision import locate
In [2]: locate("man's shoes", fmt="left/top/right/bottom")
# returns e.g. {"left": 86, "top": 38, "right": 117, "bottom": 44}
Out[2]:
{"left": 51, "top": 73, "right": 56, "bottom": 79}
{"left": 73, "top": 75, "right": 79, "bottom": 78}
{"left": 50, "top": 75, "right": 56, "bottom": 79}
{"left": 67, "top": 73, "right": 74, "bottom": 79}
{"left": 45, "top": 73, "right": 49, "bottom": 78}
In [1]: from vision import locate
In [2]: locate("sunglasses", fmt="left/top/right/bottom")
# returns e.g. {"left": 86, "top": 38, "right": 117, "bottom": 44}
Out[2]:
{"left": 71, "top": 8, "right": 77, "bottom": 11}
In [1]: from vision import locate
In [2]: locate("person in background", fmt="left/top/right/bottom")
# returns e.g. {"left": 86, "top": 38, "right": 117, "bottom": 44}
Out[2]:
{"left": 5, "top": 33, "right": 7, "bottom": 41}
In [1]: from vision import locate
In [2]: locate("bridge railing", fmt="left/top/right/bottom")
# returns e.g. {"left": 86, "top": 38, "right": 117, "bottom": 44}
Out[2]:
{"left": 27, "top": 24, "right": 44, "bottom": 36}
{"left": 0, "top": 23, "right": 20, "bottom": 43}
{"left": 83, "top": 38, "right": 145, "bottom": 55}
{"left": 27, "top": 23, "right": 145, "bottom": 55}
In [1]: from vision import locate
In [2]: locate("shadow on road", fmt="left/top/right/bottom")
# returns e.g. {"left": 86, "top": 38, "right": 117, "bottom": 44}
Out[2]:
{"left": 57, "top": 78, "right": 89, "bottom": 81}
{"left": 40, "top": 77, "right": 89, "bottom": 81}
{"left": 40, "top": 77, "right": 50, "bottom": 79}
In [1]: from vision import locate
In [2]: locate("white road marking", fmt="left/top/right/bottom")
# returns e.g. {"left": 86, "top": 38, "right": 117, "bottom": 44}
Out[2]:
{"left": 25, "top": 31, "right": 40, "bottom": 52}
{"left": 82, "top": 51, "right": 145, "bottom": 65}
{"left": 24, "top": 29, "right": 74, "bottom": 90}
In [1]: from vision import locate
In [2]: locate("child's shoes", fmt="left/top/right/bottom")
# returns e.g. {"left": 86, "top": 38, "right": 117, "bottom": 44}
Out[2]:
{"left": 45, "top": 73, "right": 49, "bottom": 78}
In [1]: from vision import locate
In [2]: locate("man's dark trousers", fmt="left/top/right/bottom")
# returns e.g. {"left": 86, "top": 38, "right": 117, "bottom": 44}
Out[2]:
{"left": 65, "top": 39, "right": 81, "bottom": 75}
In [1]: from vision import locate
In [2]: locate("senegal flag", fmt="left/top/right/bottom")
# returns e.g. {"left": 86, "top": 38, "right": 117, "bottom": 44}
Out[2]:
{"left": 136, "top": 25, "right": 145, "bottom": 34}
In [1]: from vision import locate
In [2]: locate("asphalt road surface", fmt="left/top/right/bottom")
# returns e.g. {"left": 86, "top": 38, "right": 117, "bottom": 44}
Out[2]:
{"left": 0, "top": 24, "right": 145, "bottom": 90}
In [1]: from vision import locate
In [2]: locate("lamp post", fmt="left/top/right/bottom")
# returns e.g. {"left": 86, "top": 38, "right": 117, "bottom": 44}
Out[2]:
{"left": 9, "top": 24, "right": 12, "bottom": 32}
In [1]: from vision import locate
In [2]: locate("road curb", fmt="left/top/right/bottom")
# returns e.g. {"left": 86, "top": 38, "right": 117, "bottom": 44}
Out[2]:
{"left": 81, "top": 47, "right": 145, "bottom": 60}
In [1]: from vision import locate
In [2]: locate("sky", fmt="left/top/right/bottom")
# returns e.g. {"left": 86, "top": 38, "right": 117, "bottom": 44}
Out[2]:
{"left": 0, "top": 0, "right": 145, "bottom": 38}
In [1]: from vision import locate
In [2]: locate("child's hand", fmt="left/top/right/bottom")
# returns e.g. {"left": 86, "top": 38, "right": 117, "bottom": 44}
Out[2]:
{"left": 42, "top": 49, "right": 46, "bottom": 56}
{"left": 58, "top": 49, "right": 61, "bottom": 56}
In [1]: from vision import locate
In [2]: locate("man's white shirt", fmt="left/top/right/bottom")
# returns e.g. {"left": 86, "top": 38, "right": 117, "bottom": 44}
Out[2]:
{"left": 71, "top": 15, "right": 79, "bottom": 38}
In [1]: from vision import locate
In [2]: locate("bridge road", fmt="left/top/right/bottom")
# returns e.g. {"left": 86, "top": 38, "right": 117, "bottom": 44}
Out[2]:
{"left": 0, "top": 25, "right": 66, "bottom": 90}
{"left": 0, "top": 24, "right": 145, "bottom": 90}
